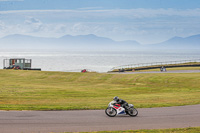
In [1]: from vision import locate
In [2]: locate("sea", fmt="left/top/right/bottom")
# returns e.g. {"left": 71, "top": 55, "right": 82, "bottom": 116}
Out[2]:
{"left": 0, "top": 49, "right": 200, "bottom": 72}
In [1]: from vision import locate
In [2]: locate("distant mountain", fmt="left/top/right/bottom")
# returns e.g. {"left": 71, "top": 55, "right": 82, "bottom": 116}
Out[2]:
{"left": 0, "top": 34, "right": 141, "bottom": 50}
{"left": 150, "top": 34, "right": 200, "bottom": 49}
{"left": 0, "top": 33, "right": 200, "bottom": 50}
{"left": 58, "top": 34, "right": 116, "bottom": 47}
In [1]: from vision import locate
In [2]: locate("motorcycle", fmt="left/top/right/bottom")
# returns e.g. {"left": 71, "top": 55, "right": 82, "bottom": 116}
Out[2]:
{"left": 105, "top": 101, "right": 138, "bottom": 117}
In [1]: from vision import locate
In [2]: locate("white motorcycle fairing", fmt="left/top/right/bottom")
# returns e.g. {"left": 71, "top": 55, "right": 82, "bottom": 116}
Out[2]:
{"left": 108, "top": 101, "right": 126, "bottom": 115}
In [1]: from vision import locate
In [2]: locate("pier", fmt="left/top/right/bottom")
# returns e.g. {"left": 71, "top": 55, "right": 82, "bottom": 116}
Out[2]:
{"left": 110, "top": 59, "right": 200, "bottom": 72}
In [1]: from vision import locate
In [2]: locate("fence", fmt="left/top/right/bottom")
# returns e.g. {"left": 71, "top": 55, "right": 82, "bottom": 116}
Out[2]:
{"left": 111, "top": 59, "right": 200, "bottom": 71}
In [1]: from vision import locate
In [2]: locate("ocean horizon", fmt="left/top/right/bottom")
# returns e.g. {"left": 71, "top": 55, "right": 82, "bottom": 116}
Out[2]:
{"left": 1, "top": 49, "right": 200, "bottom": 72}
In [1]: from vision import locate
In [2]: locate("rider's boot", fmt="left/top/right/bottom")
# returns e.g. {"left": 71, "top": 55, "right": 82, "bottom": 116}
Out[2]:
{"left": 124, "top": 106, "right": 129, "bottom": 114}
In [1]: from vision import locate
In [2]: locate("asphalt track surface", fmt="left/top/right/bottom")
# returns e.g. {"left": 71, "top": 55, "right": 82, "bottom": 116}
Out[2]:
{"left": 0, "top": 105, "right": 200, "bottom": 133}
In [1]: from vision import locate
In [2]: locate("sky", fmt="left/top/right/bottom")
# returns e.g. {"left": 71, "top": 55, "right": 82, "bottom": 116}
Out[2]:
{"left": 0, "top": 0, "right": 200, "bottom": 44}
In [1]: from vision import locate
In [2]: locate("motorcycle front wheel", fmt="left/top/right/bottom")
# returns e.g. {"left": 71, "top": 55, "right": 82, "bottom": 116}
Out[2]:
{"left": 105, "top": 107, "right": 117, "bottom": 117}
{"left": 127, "top": 107, "right": 138, "bottom": 117}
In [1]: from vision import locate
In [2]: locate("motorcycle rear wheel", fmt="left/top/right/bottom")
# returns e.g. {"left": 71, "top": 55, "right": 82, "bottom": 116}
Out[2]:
{"left": 105, "top": 107, "right": 117, "bottom": 117}
{"left": 127, "top": 107, "right": 138, "bottom": 117}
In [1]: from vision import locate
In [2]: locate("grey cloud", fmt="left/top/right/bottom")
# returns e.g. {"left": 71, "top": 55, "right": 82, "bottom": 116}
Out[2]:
{"left": 25, "top": 17, "right": 41, "bottom": 25}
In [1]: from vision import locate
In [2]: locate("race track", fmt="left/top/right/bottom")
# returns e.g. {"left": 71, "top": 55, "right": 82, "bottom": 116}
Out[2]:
{"left": 0, "top": 104, "right": 200, "bottom": 133}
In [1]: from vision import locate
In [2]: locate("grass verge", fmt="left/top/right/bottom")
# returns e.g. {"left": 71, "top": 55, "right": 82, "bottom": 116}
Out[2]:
{"left": 0, "top": 70, "right": 200, "bottom": 110}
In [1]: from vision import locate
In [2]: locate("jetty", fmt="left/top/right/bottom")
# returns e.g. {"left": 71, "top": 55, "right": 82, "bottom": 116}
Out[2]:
{"left": 110, "top": 59, "right": 200, "bottom": 72}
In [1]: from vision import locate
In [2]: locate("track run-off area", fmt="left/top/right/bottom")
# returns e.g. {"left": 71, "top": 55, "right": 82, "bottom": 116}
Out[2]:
{"left": 0, "top": 104, "right": 200, "bottom": 133}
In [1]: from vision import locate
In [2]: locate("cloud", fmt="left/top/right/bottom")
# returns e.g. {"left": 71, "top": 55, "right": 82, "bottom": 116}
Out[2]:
{"left": 0, "top": 21, "right": 5, "bottom": 30}
{"left": 25, "top": 17, "right": 41, "bottom": 25}
{"left": 24, "top": 17, "right": 43, "bottom": 32}
{"left": 1, "top": 8, "right": 200, "bottom": 18}
{"left": 0, "top": 8, "right": 200, "bottom": 43}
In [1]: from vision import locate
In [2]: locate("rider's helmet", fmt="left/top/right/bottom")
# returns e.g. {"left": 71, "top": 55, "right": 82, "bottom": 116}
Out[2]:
{"left": 113, "top": 96, "right": 119, "bottom": 102}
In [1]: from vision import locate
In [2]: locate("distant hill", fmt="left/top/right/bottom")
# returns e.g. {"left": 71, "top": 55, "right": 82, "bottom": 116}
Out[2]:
{"left": 0, "top": 34, "right": 141, "bottom": 50}
{"left": 149, "top": 34, "right": 200, "bottom": 49}
{"left": 0, "top": 33, "right": 200, "bottom": 50}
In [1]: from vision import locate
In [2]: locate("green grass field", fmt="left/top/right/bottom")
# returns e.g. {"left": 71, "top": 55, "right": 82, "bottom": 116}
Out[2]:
{"left": 0, "top": 69, "right": 200, "bottom": 110}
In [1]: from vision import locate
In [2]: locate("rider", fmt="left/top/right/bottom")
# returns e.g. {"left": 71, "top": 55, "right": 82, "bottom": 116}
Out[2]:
{"left": 113, "top": 96, "right": 129, "bottom": 111}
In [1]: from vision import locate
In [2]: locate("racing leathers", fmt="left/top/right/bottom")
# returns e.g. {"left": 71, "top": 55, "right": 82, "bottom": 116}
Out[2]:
{"left": 116, "top": 99, "right": 129, "bottom": 111}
